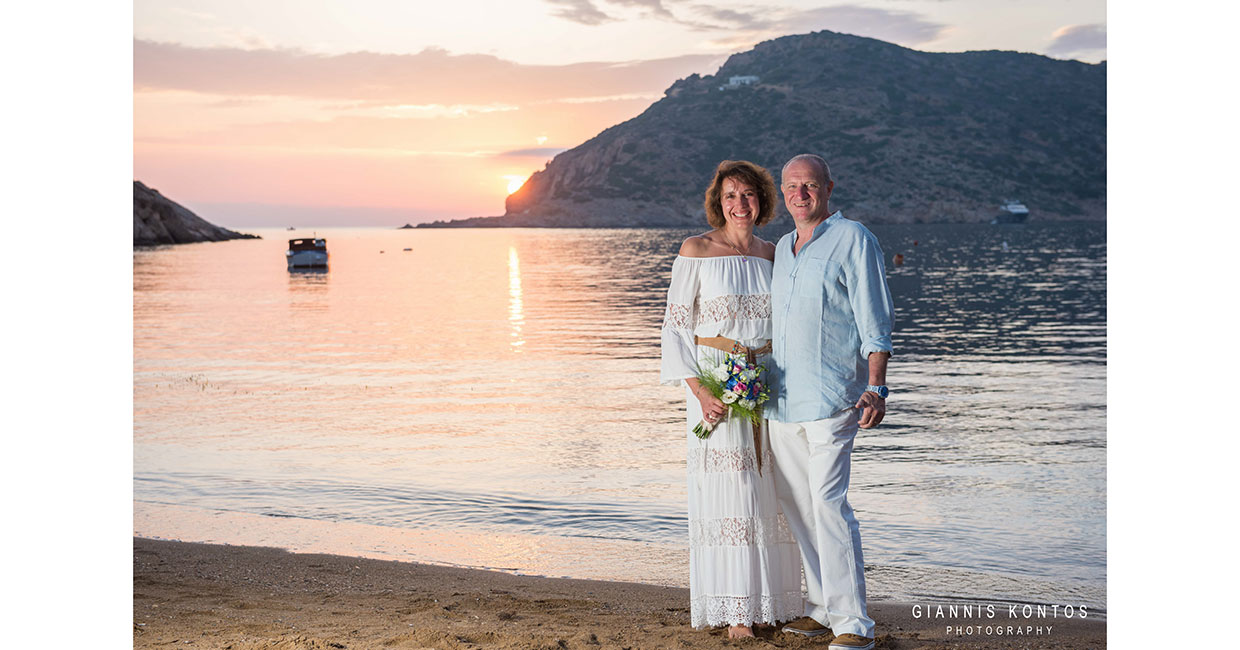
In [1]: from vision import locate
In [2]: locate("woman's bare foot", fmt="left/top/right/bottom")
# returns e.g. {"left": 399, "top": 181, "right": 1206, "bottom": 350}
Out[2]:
{"left": 728, "top": 625, "right": 755, "bottom": 638}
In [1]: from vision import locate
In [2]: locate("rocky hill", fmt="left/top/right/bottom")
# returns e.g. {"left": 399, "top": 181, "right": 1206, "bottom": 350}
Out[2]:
{"left": 431, "top": 30, "right": 1104, "bottom": 227}
{"left": 134, "top": 181, "right": 259, "bottom": 246}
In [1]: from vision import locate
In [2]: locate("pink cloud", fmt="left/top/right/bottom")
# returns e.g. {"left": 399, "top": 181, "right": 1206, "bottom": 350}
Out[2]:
{"left": 1046, "top": 24, "right": 1106, "bottom": 59}
{"left": 134, "top": 39, "right": 723, "bottom": 105}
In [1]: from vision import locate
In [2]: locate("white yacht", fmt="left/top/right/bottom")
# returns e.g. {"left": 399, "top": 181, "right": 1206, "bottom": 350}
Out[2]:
{"left": 992, "top": 200, "right": 1029, "bottom": 224}
{"left": 287, "top": 237, "right": 328, "bottom": 269}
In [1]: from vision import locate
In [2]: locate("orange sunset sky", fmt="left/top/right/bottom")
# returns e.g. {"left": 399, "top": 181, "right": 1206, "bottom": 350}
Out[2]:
{"left": 134, "top": 0, "right": 1106, "bottom": 227}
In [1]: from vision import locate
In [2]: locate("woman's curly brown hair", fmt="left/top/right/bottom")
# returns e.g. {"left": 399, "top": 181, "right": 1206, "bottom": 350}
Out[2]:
{"left": 703, "top": 160, "right": 777, "bottom": 228}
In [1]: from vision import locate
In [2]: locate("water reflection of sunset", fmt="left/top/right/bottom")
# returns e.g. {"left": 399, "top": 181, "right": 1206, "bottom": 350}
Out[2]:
{"left": 508, "top": 246, "right": 525, "bottom": 351}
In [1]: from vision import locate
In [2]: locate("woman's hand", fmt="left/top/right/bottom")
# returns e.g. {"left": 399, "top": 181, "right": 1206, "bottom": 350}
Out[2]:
{"left": 688, "top": 380, "right": 727, "bottom": 425}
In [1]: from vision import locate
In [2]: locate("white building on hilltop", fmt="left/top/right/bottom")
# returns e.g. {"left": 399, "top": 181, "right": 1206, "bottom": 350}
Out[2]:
{"left": 719, "top": 75, "right": 760, "bottom": 90}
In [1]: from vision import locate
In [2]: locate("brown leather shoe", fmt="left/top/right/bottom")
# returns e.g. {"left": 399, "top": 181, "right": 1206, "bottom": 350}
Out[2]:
{"left": 828, "top": 633, "right": 875, "bottom": 649}
{"left": 781, "top": 616, "right": 830, "bottom": 637}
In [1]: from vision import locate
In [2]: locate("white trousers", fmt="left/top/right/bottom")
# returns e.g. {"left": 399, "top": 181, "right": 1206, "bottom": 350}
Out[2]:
{"left": 769, "top": 408, "right": 875, "bottom": 638}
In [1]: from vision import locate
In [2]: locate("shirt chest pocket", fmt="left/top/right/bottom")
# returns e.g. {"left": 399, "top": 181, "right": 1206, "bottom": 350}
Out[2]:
{"left": 796, "top": 259, "right": 844, "bottom": 298}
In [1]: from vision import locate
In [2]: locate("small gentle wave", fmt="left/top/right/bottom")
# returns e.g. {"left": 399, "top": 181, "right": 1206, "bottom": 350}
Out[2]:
{"left": 135, "top": 472, "right": 687, "bottom": 543}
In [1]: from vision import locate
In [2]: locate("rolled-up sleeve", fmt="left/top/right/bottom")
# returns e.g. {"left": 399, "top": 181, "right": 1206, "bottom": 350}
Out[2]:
{"left": 660, "top": 256, "right": 701, "bottom": 385}
{"left": 848, "top": 233, "right": 895, "bottom": 360}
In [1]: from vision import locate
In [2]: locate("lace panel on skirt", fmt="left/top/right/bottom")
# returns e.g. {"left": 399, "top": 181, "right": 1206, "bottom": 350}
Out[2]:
{"left": 689, "top": 514, "right": 795, "bottom": 547}
{"left": 686, "top": 445, "right": 774, "bottom": 474}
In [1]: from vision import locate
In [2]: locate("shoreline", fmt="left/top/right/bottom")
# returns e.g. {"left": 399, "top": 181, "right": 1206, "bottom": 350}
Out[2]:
{"left": 134, "top": 537, "right": 1104, "bottom": 649}
{"left": 133, "top": 500, "right": 689, "bottom": 587}
{"left": 133, "top": 501, "right": 1105, "bottom": 610}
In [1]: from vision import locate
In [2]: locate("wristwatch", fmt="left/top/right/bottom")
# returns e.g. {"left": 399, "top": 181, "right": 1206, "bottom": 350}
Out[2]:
{"left": 865, "top": 385, "right": 889, "bottom": 399}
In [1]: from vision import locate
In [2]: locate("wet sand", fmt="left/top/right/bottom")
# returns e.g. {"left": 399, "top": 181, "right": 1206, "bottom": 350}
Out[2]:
{"left": 134, "top": 537, "right": 1104, "bottom": 649}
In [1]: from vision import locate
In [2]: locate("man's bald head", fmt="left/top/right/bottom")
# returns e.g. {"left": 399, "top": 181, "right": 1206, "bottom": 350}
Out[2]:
{"left": 781, "top": 154, "right": 832, "bottom": 185}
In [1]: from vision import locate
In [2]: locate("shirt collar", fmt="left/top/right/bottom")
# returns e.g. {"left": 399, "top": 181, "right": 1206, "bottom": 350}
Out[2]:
{"left": 790, "top": 210, "right": 842, "bottom": 252}
{"left": 813, "top": 210, "right": 842, "bottom": 237}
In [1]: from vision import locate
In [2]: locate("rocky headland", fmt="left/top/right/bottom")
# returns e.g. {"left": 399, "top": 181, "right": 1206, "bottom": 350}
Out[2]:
{"left": 422, "top": 30, "right": 1104, "bottom": 228}
{"left": 133, "top": 181, "right": 259, "bottom": 246}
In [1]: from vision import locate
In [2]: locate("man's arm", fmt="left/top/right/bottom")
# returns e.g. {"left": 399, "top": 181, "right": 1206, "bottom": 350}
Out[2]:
{"left": 848, "top": 230, "right": 895, "bottom": 429}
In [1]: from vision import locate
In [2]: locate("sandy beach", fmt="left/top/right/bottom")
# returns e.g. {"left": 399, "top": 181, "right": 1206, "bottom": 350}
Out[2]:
{"left": 134, "top": 537, "right": 1104, "bottom": 649}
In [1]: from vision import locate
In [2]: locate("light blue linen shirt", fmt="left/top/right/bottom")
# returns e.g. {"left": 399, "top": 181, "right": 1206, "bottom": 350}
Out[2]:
{"left": 768, "top": 211, "right": 895, "bottom": 423}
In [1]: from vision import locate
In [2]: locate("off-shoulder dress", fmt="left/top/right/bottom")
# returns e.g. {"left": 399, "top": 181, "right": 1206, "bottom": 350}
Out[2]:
{"left": 660, "top": 254, "right": 803, "bottom": 629}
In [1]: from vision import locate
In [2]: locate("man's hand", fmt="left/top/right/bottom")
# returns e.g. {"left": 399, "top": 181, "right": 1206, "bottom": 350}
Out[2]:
{"left": 855, "top": 391, "right": 885, "bottom": 429}
{"left": 858, "top": 350, "right": 890, "bottom": 429}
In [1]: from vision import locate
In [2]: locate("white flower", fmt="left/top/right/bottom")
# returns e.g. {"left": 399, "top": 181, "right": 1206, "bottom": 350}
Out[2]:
{"left": 720, "top": 391, "right": 739, "bottom": 404}
{"left": 711, "top": 365, "right": 731, "bottom": 381}
{"left": 740, "top": 369, "right": 758, "bottom": 382}
{"left": 738, "top": 399, "right": 756, "bottom": 410}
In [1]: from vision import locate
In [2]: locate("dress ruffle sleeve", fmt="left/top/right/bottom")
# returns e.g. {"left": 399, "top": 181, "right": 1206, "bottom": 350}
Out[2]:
{"left": 660, "top": 256, "right": 701, "bottom": 386}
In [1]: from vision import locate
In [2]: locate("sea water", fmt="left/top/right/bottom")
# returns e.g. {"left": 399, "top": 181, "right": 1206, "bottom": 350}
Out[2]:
{"left": 134, "top": 222, "right": 1105, "bottom": 610}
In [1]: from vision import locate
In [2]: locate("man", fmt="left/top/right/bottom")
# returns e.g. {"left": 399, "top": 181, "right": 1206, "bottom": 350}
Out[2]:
{"left": 767, "top": 154, "right": 894, "bottom": 650}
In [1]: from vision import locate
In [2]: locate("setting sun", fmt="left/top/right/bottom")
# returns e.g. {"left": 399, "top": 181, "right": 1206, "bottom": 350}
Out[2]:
{"left": 503, "top": 175, "right": 528, "bottom": 195}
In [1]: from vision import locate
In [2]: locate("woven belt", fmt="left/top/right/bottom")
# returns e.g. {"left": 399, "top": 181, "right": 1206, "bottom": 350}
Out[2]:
{"left": 693, "top": 335, "right": 771, "bottom": 475}
{"left": 694, "top": 336, "right": 772, "bottom": 360}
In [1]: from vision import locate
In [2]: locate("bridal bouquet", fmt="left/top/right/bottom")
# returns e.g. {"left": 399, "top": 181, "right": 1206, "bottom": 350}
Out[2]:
{"left": 692, "top": 353, "right": 771, "bottom": 439}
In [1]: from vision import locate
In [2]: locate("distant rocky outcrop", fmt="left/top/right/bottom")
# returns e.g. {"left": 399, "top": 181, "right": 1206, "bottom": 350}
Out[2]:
{"left": 134, "top": 181, "right": 259, "bottom": 245}
{"left": 429, "top": 30, "right": 1105, "bottom": 227}
{"left": 419, "top": 215, "right": 510, "bottom": 228}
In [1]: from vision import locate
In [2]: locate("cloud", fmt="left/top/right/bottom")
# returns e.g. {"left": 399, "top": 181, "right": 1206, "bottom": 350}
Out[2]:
{"left": 496, "top": 147, "right": 569, "bottom": 157}
{"left": 546, "top": 0, "right": 675, "bottom": 24}
{"left": 350, "top": 103, "right": 521, "bottom": 119}
{"left": 134, "top": 39, "right": 723, "bottom": 106}
{"left": 168, "top": 7, "right": 219, "bottom": 23}
{"left": 542, "top": 1, "right": 945, "bottom": 49}
{"left": 162, "top": 6, "right": 273, "bottom": 50}
{"left": 539, "top": 92, "right": 663, "bottom": 104}
{"left": 606, "top": 0, "right": 673, "bottom": 18}
{"left": 788, "top": 5, "right": 946, "bottom": 46}
{"left": 683, "top": 4, "right": 945, "bottom": 47}
{"left": 690, "top": 7, "right": 764, "bottom": 28}
{"left": 1046, "top": 24, "right": 1106, "bottom": 59}
{"left": 546, "top": 0, "right": 614, "bottom": 25}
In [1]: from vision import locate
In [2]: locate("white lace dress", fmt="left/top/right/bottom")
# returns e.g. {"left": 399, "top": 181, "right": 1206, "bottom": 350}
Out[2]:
{"left": 660, "top": 255, "right": 803, "bottom": 629}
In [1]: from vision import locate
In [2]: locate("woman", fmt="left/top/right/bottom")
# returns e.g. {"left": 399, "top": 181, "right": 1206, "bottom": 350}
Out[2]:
{"left": 660, "top": 160, "right": 803, "bottom": 637}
